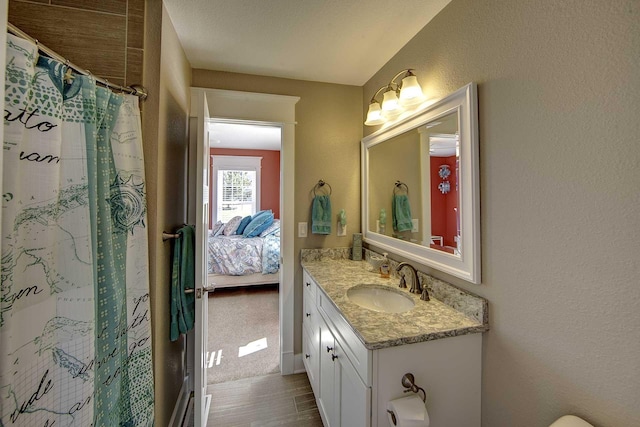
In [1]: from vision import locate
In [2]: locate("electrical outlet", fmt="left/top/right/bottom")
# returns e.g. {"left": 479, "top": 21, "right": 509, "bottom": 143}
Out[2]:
{"left": 411, "top": 218, "right": 419, "bottom": 233}
{"left": 298, "top": 222, "right": 308, "bottom": 237}
{"left": 337, "top": 223, "right": 347, "bottom": 236}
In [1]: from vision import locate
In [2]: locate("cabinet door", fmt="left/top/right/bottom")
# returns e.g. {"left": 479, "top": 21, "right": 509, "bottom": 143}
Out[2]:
{"left": 336, "top": 341, "right": 371, "bottom": 427}
{"left": 319, "top": 322, "right": 337, "bottom": 427}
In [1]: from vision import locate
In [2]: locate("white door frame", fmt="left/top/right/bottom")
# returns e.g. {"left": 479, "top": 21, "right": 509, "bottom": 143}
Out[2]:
{"left": 190, "top": 87, "right": 299, "bottom": 374}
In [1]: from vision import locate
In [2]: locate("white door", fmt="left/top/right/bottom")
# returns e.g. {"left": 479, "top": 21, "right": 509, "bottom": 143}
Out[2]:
{"left": 194, "top": 91, "right": 212, "bottom": 426}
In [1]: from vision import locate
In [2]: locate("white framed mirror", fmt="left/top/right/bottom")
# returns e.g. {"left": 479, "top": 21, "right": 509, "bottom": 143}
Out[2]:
{"left": 361, "top": 83, "right": 480, "bottom": 283}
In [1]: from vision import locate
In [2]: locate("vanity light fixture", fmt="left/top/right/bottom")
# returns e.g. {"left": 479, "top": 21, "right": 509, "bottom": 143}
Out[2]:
{"left": 364, "top": 69, "right": 425, "bottom": 126}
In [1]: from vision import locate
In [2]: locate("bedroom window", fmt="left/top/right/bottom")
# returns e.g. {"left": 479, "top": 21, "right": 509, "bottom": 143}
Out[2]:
{"left": 212, "top": 156, "right": 262, "bottom": 223}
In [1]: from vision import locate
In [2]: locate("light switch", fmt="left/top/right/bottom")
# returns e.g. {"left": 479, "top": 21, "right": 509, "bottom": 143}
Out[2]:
{"left": 298, "top": 222, "right": 308, "bottom": 237}
{"left": 411, "top": 218, "right": 419, "bottom": 233}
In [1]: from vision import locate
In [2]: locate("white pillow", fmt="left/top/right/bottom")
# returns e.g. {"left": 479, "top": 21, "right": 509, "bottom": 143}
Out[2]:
{"left": 210, "top": 221, "right": 224, "bottom": 237}
{"left": 223, "top": 216, "right": 243, "bottom": 236}
{"left": 259, "top": 219, "right": 280, "bottom": 237}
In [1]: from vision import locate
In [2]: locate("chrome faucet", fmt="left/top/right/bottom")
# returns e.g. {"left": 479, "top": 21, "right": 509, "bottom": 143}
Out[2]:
{"left": 395, "top": 262, "right": 430, "bottom": 301}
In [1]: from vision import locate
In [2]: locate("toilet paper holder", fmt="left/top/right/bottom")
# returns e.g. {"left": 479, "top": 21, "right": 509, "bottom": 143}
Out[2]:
{"left": 387, "top": 373, "right": 428, "bottom": 426}
{"left": 401, "top": 373, "right": 427, "bottom": 403}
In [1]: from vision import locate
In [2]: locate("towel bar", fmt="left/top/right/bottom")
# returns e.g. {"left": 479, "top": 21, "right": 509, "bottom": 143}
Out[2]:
{"left": 162, "top": 232, "right": 180, "bottom": 241}
{"left": 184, "top": 288, "right": 194, "bottom": 294}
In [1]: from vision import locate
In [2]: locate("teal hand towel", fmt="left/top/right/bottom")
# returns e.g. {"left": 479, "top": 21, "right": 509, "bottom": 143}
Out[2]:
{"left": 170, "top": 225, "right": 196, "bottom": 341}
{"left": 392, "top": 194, "right": 413, "bottom": 232}
{"left": 312, "top": 195, "right": 332, "bottom": 235}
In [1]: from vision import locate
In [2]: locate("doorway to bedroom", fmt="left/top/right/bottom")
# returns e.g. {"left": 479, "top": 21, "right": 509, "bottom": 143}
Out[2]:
{"left": 205, "top": 120, "right": 282, "bottom": 386}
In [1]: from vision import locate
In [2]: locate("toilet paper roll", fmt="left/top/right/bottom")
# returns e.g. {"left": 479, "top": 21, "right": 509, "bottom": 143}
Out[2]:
{"left": 386, "top": 395, "right": 430, "bottom": 427}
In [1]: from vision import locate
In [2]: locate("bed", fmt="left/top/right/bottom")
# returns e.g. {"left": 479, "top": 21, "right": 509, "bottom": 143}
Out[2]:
{"left": 207, "top": 217, "right": 280, "bottom": 289}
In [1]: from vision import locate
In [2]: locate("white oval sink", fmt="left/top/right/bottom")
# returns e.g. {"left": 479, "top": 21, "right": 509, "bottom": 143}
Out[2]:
{"left": 347, "top": 285, "right": 415, "bottom": 313}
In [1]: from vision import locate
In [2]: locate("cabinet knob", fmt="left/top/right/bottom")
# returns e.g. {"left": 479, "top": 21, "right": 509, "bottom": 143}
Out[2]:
{"left": 306, "top": 282, "right": 311, "bottom": 287}
{"left": 306, "top": 312, "right": 311, "bottom": 317}
{"left": 326, "top": 346, "right": 333, "bottom": 353}
{"left": 331, "top": 354, "right": 338, "bottom": 361}
{"left": 305, "top": 354, "right": 310, "bottom": 359}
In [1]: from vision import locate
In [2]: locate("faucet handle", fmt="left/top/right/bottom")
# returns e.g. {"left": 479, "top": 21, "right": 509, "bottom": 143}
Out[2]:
{"left": 398, "top": 274, "right": 407, "bottom": 288}
{"left": 420, "top": 288, "right": 430, "bottom": 301}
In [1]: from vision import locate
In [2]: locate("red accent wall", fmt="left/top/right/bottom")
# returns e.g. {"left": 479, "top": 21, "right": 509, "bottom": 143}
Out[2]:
{"left": 209, "top": 148, "right": 281, "bottom": 226}
{"left": 430, "top": 156, "right": 458, "bottom": 248}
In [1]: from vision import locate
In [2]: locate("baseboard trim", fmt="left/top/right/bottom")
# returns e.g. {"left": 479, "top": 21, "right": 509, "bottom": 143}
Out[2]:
{"left": 293, "top": 352, "right": 306, "bottom": 374}
{"left": 169, "top": 375, "right": 191, "bottom": 427}
{"left": 281, "top": 350, "right": 294, "bottom": 374}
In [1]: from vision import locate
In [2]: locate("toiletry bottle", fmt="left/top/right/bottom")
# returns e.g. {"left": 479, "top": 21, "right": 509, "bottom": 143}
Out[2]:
{"left": 379, "top": 208, "right": 386, "bottom": 234}
{"left": 380, "top": 253, "right": 391, "bottom": 278}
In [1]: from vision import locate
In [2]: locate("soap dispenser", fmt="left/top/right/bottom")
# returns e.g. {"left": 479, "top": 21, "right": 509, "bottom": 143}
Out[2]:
{"left": 380, "top": 253, "right": 391, "bottom": 278}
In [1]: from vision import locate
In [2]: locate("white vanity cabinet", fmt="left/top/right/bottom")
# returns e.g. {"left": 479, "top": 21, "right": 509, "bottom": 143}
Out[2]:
{"left": 304, "top": 271, "right": 371, "bottom": 427}
{"left": 302, "top": 268, "right": 483, "bottom": 427}
{"left": 318, "top": 319, "right": 371, "bottom": 427}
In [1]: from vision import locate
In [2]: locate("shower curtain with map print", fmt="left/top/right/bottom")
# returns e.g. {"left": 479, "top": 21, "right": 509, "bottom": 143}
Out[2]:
{"left": 0, "top": 34, "right": 154, "bottom": 426}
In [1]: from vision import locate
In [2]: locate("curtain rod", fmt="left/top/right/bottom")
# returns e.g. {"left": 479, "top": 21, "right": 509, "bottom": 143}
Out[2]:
{"left": 7, "top": 22, "right": 148, "bottom": 100}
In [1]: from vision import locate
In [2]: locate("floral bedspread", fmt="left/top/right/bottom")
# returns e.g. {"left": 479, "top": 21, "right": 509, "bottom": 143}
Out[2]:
{"left": 208, "top": 234, "right": 280, "bottom": 275}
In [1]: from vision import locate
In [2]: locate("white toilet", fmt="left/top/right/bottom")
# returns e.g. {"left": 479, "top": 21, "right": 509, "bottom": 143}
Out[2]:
{"left": 550, "top": 415, "right": 594, "bottom": 427}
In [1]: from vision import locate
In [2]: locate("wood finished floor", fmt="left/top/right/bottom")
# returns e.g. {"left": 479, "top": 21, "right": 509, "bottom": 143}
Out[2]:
{"left": 207, "top": 372, "right": 324, "bottom": 426}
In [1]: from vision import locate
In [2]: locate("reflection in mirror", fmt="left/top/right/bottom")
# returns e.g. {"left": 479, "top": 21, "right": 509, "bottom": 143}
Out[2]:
{"left": 362, "top": 83, "right": 480, "bottom": 283}
{"left": 367, "top": 130, "right": 423, "bottom": 243}
{"left": 368, "top": 112, "right": 460, "bottom": 255}
{"left": 422, "top": 113, "right": 460, "bottom": 256}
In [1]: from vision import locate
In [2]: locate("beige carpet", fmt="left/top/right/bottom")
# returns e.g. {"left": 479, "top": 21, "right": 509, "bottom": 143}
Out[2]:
{"left": 207, "top": 284, "right": 280, "bottom": 384}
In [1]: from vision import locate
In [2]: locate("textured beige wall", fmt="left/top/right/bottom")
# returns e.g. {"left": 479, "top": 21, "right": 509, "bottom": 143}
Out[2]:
{"left": 364, "top": 1, "right": 640, "bottom": 425}
{"left": 192, "top": 70, "right": 362, "bottom": 352}
{"left": 143, "top": 3, "right": 191, "bottom": 425}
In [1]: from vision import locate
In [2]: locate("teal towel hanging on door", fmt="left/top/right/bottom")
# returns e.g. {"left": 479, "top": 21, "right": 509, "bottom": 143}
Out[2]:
{"left": 170, "top": 225, "right": 196, "bottom": 341}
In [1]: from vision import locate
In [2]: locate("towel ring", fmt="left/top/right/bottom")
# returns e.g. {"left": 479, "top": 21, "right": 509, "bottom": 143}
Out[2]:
{"left": 314, "top": 179, "right": 332, "bottom": 196}
{"left": 394, "top": 181, "right": 409, "bottom": 195}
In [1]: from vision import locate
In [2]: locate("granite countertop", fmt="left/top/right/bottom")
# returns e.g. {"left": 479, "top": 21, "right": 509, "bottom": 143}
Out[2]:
{"left": 302, "top": 258, "right": 489, "bottom": 350}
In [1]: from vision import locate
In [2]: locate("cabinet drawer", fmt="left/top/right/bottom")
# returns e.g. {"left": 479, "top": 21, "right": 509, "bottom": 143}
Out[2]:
{"left": 318, "top": 290, "right": 371, "bottom": 386}
{"left": 303, "top": 289, "right": 319, "bottom": 338}
{"left": 303, "top": 270, "right": 317, "bottom": 299}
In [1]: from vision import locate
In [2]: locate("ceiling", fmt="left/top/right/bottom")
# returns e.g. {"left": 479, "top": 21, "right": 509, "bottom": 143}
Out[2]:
{"left": 163, "top": 0, "right": 452, "bottom": 86}
{"left": 165, "top": 0, "right": 451, "bottom": 149}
